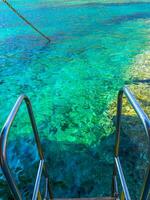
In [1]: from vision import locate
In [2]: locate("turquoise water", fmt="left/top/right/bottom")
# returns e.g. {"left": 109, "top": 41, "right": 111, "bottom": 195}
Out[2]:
{"left": 0, "top": 1, "right": 150, "bottom": 199}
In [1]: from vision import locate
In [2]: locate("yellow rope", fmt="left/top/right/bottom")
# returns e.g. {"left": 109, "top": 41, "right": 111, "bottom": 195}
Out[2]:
{"left": 3, "top": 0, "right": 50, "bottom": 42}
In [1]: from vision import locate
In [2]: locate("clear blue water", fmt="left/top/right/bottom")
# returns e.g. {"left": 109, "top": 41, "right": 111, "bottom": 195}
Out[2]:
{"left": 0, "top": 1, "right": 150, "bottom": 199}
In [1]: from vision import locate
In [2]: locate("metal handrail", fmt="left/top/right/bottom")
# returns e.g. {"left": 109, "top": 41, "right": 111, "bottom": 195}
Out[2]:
{"left": 112, "top": 87, "right": 150, "bottom": 200}
{"left": 0, "top": 95, "right": 53, "bottom": 200}
{"left": 115, "top": 157, "right": 131, "bottom": 200}
{"left": 32, "top": 160, "right": 44, "bottom": 200}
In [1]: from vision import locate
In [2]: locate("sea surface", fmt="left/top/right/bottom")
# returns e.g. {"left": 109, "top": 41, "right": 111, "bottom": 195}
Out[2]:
{"left": 0, "top": 1, "right": 150, "bottom": 199}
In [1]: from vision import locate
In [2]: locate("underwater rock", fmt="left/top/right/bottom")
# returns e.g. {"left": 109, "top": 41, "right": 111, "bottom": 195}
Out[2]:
{"left": 0, "top": 80, "right": 4, "bottom": 85}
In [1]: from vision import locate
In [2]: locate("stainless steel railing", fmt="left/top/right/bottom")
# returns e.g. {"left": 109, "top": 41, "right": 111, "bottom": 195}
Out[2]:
{"left": 112, "top": 87, "right": 150, "bottom": 200}
{"left": 0, "top": 95, "right": 53, "bottom": 200}
{"left": 0, "top": 88, "right": 149, "bottom": 200}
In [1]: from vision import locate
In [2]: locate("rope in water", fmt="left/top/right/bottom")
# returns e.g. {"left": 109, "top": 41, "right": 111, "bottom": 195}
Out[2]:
{"left": 2, "top": 0, "right": 50, "bottom": 42}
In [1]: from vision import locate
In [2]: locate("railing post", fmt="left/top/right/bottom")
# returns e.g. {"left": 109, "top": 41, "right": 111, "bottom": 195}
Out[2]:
{"left": 0, "top": 154, "right": 22, "bottom": 200}
{"left": 140, "top": 163, "right": 150, "bottom": 200}
{"left": 115, "top": 89, "right": 124, "bottom": 157}
{"left": 25, "top": 99, "right": 53, "bottom": 199}
{"left": 112, "top": 89, "right": 123, "bottom": 198}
